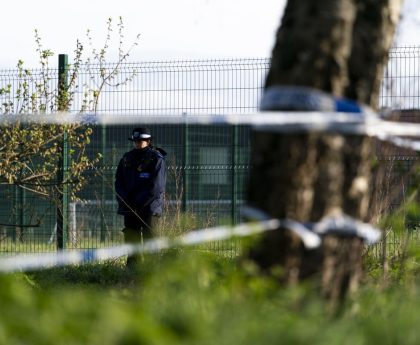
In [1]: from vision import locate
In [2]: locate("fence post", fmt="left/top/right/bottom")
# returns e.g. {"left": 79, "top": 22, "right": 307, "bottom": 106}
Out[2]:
{"left": 231, "top": 125, "right": 238, "bottom": 225}
{"left": 182, "top": 113, "right": 189, "bottom": 214}
{"left": 13, "top": 143, "right": 25, "bottom": 243}
{"left": 13, "top": 187, "right": 19, "bottom": 243}
{"left": 112, "top": 142, "right": 117, "bottom": 240}
{"left": 9, "top": 188, "right": 15, "bottom": 242}
{"left": 100, "top": 124, "right": 107, "bottom": 242}
{"left": 57, "top": 54, "right": 69, "bottom": 250}
{"left": 19, "top": 188, "right": 25, "bottom": 242}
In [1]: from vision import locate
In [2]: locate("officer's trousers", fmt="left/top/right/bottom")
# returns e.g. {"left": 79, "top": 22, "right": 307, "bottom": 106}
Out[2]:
{"left": 122, "top": 213, "right": 159, "bottom": 268}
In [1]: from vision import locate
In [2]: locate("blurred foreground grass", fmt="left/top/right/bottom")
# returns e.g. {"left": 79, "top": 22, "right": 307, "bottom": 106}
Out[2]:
{"left": 0, "top": 247, "right": 419, "bottom": 345}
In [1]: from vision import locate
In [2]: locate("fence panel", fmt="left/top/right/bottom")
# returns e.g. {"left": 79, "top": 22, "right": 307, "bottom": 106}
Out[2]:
{"left": 1, "top": 49, "right": 420, "bottom": 255}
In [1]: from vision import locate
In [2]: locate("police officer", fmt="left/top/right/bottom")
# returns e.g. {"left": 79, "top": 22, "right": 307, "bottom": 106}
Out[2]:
{"left": 115, "top": 127, "right": 166, "bottom": 267}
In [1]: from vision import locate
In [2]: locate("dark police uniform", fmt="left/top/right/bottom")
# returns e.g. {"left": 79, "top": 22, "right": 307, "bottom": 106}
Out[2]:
{"left": 115, "top": 143, "right": 166, "bottom": 266}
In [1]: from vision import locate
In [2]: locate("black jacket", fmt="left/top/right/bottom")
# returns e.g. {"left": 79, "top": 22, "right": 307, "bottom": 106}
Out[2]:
{"left": 115, "top": 146, "right": 166, "bottom": 216}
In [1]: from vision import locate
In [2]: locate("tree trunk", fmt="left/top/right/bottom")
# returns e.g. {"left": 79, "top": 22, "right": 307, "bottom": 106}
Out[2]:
{"left": 265, "top": 0, "right": 356, "bottom": 95}
{"left": 246, "top": 0, "right": 403, "bottom": 300}
{"left": 346, "top": 0, "right": 403, "bottom": 107}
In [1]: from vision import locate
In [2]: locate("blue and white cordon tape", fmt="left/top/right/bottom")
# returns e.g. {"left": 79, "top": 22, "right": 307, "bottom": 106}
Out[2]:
{"left": 0, "top": 207, "right": 381, "bottom": 273}
{"left": 260, "top": 86, "right": 368, "bottom": 113}
{"left": 0, "top": 86, "right": 409, "bottom": 272}
{"left": 2, "top": 86, "right": 420, "bottom": 152}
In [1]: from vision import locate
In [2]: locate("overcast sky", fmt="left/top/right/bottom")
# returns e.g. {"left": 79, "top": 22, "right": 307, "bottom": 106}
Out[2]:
{"left": 1, "top": 0, "right": 418, "bottom": 68}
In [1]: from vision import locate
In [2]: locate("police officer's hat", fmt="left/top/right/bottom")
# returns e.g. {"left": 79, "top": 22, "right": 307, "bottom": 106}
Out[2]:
{"left": 129, "top": 127, "right": 152, "bottom": 141}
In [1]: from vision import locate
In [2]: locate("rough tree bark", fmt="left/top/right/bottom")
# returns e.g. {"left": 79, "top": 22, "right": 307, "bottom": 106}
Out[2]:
{"left": 246, "top": 0, "right": 403, "bottom": 300}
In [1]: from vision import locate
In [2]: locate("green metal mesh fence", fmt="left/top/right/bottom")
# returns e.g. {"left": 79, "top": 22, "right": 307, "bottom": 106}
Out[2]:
{"left": 1, "top": 50, "right": 420, "bottom": 255}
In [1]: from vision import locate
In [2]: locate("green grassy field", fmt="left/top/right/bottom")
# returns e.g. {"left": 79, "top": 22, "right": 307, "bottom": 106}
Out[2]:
{"left": 0, "top": 242, "right": 419, "bottom": 345}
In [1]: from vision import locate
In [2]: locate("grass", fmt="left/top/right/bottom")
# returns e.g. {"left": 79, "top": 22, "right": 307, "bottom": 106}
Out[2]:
{"left": 0, "top": 243, "right": 419, "bottom": 345}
